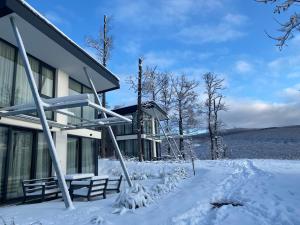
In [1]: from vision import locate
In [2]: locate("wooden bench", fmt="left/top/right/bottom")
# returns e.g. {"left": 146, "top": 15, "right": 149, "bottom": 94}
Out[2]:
{"left": 70, "top": 176, "right": 108, "bottom": 201}
{"left": 107, "top": 175, "right": 123, "bottom": 193}
{"left": 22, "top": 177, "right": 61, "bottom": 203}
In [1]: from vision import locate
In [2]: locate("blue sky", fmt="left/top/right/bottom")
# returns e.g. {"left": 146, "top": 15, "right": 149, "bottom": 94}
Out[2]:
{"left": 26, "top": 0, "right": 300, "bottom": 128}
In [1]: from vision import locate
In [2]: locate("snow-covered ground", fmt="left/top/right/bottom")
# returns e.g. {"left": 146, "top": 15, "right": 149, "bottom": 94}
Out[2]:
{"left": 1, "top": 159, "right": 299, "bottom": 225}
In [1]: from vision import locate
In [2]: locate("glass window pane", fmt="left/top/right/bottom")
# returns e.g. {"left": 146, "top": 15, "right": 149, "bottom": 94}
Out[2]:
{"left": 14, "top": 55, "right": 39, "bottom": 105}
{"left": 67, "top": 137, "right": 79, "bottom": 174}
{"left": 41, "top": 66, "right": 54, "bottom": 97}
{"left": 0, "top": 126, "right": 8, "bottom": 200}
{"left": 81, "top": 138, "right": 95, "bottom": 173}
{"left": 82, "top": 86, "right": 95, "bottom": 120}
{"left": 68, "top": 80, "right": 81, "bottom": 124}
{"left": 7, "top": 130, "right": 33, "bottom": 199}
{"left": 0, "top": 41, "right": 15, "bottom": 107}
{"left": 35, "top": 133, "right": 51, "bottom": 178}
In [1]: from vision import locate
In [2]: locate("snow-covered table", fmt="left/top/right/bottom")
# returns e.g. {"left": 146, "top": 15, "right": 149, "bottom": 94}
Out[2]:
{"left": 64, "top": 173, "right": 95, "bottom": 181}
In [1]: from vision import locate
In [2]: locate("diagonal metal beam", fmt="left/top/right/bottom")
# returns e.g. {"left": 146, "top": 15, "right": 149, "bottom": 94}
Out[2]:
{"left": 10, "top": 17, "right": 74, "bottom": 209}
{"left": 83, "top": 67, "right": 133, "bottom": 187}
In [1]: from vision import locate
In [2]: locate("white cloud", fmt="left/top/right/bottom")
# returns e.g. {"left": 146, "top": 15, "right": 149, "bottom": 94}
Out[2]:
{"left": 143, "top": 52, "right": 176, "bottom": 68}
{"left": 221, "top": 98, "right": 300, "bottom": 128}
{"left": 177, "top": 13, "right": 248, "bottom": 44}
{"left": 109, "top": 0, "right": 226, "bottom": 27}
{"left": 279, "top": 83, "right": 300, "bottom": 101}
{"left": 235, "top": 60, "right": 253, "bottom": 73}
{"left": 224, "top": 13, "right": 248, "bottom": 26}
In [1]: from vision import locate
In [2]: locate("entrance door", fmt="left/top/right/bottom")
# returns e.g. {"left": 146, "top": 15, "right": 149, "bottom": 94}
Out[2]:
{"left": 6, "top": 130, "right": 33, "bottom": 199}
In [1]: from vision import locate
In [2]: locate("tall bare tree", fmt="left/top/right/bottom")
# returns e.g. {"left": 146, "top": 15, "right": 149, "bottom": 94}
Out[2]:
{"left": 86, "top": 15, "right": 113, "bottom": 157}
{"left": 203, "top": 72, "right": 226, "bottom": 160}
{"left": 257, "top": 0, "right": 300, "bottom": 49}
{"left": 137, "top": 58, "right": 144, "bottom": 161}
{"left": 172, "top": 74, "right": 200, "bottom": 158}
{"left": 127, "top": 65, "right": 164, "bottom": 101}
{"left": 159, "top": 72, "right": 174, "bottom": 155}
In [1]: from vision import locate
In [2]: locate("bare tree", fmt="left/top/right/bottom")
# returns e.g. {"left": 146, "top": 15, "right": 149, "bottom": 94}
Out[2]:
{"left": 203, "top": 72, "right": 226, "bottom": 160}
{"left": 257, "top": 0, "right": 300, "bottom": 49}
{"left": 159, "top": 72, "right": 174, "bottom": 155}
{"left": 172, "top": 74, "right": 200, "bottom": 158}
{"left": 86, "top": 15, "right": 113, "bottom": 157}
{"left": 127, "top": 65, "right": 164, "bottom": 101}
{"left": 137, "top": 58, "right": 144, "bottom": 161}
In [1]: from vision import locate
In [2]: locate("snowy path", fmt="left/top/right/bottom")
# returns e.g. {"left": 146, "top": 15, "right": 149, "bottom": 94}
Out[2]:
{"left": 0, "top": 160, "right": 299, "bottom": 225}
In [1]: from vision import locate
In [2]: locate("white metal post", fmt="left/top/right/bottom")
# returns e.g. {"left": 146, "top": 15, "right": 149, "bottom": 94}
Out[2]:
{"left": 83, "top": 67, "right": 133, "bottom": 187}
{"left": 10, "top": 17, "right": 74, "bottom": 209}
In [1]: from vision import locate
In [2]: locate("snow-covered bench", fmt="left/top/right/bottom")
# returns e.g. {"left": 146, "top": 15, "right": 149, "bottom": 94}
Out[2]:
{"left": 22, "top": 177, "right": 60, "bottom": 203}
{"left": 107, "top": 175, "right": 123, "bottom": 193}
{"left": 70, "top": 176, "right": 108, "bottom": 201}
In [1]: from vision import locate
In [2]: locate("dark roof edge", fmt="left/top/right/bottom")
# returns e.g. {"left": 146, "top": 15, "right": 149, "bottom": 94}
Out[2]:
{"left": 2, "top": 0, "right": 119, "bottom": 93}
{"left": 144, "top": 101, "right": 168, "bottom": 119}
{"left": 112, "top": 101, "right": 168, "bottom": 119}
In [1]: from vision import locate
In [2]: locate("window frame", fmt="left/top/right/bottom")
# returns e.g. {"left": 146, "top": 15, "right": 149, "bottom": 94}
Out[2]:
{"left": 68, "top": 77, "right": 96, "bottom": 123}
{"left": 0, "top": 37, "right": 56, "bottom": 120}
{"left": 66, "top": 135, "right": 98, "bottom": 175}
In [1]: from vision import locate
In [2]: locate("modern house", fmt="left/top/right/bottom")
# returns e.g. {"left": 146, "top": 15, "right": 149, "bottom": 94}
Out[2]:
{"left": 108, "top": 101, "right": 168, "bottom": 160}
{"left": 0, "top": 0, "right": 122, "bottom": 203}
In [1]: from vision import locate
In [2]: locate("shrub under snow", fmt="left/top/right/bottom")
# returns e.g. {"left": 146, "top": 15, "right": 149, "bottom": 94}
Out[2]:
{"left": 114, "top": 183, "right": 153, "bottom": 213}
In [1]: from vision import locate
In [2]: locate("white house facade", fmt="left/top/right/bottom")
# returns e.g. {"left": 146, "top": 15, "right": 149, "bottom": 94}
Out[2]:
{"left": 0, "top": 0, "right": 121, "bottom": 203}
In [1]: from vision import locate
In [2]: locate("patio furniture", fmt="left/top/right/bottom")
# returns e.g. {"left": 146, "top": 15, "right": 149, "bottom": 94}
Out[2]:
{"left": 22, "top": 177, "right": 61, "bottom": 203}
{"left": 107, "top": 175, "right": 123, "bottom": 193}
{"left": 65, "top": 173, "right": 95, "bottom": 182}
{"left": 70, "top": 176, "right": 109, "bottom": 201}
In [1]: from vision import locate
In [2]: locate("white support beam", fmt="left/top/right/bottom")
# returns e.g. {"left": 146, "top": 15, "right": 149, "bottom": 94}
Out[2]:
{"left": 83, "top": 67, "right": 133, "bottom": 187}
{"left": 10, "top": 17, "right": 74, "bottom": 209}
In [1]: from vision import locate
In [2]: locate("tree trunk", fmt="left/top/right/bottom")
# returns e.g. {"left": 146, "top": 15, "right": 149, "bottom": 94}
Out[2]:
{"left": 137, "top": 58, "right": 144, "bottom": 161}
{"left": 208, "top": 102, "right": 214, "bottom": 160}
{"left": 178, "top": 101, "right": 184, "bottom": 159}
{"left": 100, "top": 15, "right": 108, "bottom": 158}
{"left": 166, "top": 119, "right": 171, "bottom": 155}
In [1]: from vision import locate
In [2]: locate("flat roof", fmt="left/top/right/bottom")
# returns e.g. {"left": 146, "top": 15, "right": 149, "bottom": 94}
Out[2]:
{"left": 0, "top": 0, "right": 119, "bottom": 93}
{"left": 113, "top": 101, "right": 168, "bottom": 120}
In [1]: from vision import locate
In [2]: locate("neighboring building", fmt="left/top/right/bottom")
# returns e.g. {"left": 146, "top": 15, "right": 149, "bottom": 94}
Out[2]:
{"left": 107, "top": 101, "right": 168, "bottom": 160}
{"left": 0, "top": 0, "right": 120, "bottom": 203}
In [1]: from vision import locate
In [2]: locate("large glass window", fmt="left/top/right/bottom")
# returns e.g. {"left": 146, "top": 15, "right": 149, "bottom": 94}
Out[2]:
{"left": 41, "top": 66, "right": 54, "bottom": 97}
{"left": 81, "top": 138, "right": 95, "bottom": 173}
{"left": 0, "top": 126, "right": 8, "bottom": 201}
{"left": 67, "top": 136, "right": 96, "bottom": 174}
{"left": 143, "top": 140, "right": 152, "bottom": 160}
{"left": 14, "top": 55, "right": 39, "bottom": 105}
{"left": 82, "top": 86, "right": 96, "bottom": 121}
{"left": 0, "top": 41, "right": 15, "bottom": 107}
{"left": 35, "top": 133, "right": 51, "bottom": 179}
{"left": 68, "top": 79, "right": 96, "bottom": 124}
{"left": 68, "top": 79, "right": 82, "bottom": 124}
{"left": 6, "top": 130, "right": 33, "bottom": 199}
{"left": 0, "top": 39, "right": 55, "bottom": 120}
{"left": 67, "top": 137, "right": 80, "bottom": 174}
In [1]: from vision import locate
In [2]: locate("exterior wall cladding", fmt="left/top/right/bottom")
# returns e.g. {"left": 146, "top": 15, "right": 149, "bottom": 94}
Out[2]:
{"left": 0, "top": 38, "right": 101, "bottom": 203}
{"left": 104, "top": 109, "right": 162, "bottom": 161}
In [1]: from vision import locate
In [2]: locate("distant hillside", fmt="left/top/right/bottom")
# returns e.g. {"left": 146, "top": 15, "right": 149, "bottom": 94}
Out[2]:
{"left": 191, "top": 125, "right": 300, "bottom": 160}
